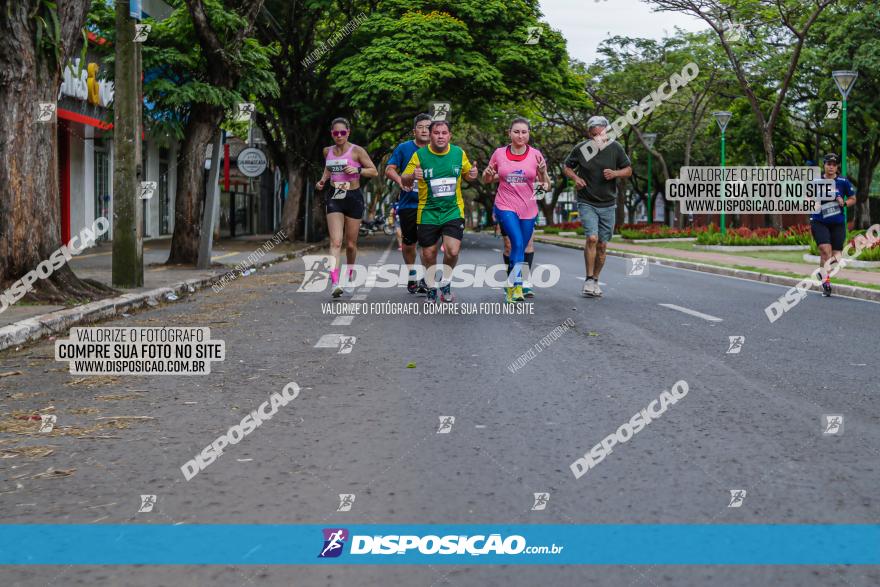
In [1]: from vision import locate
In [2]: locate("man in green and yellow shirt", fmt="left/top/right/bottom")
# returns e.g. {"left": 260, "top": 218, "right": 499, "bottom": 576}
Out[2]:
{"left": 402, "top": 120, "right": 478, "bottom": 302}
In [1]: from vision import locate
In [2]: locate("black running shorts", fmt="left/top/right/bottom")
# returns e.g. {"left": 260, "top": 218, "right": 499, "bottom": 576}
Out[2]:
{"left": 325, "top": 188, "right": 365, "bottom": 219}
{"left": 810, "top": 220, "right": 846, "bottom": 251}
{"left": 417, "top": 218, "right": 464, "bottom": 248}
{"left": 398, "top": 208, "right": 418, "bottom": 245}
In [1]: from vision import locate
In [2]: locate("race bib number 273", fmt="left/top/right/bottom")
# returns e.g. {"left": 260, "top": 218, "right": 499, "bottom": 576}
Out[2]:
{"left": 430, "top": 177, "right": 457, "bottom": 197}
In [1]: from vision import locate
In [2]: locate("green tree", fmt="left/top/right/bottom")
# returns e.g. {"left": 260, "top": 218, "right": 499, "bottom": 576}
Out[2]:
{"left": 807, "top": 0, "right": 880, "bottom": 227}
{"left": 651, "top": 0, "right": 838, "bottom": 168}
{"left": 580, "top": 32, "right": 736, "bottom": 225}
{"left": 85, "top": 0, "right": 279, "bottom": 263}
{"left": 256, "top": 0, "right": 584, "bottom": 240}
{"left": 0, "top": 0, "right": 114, "bottom": 303}
{"left": 162, "top": 0, "right": 276, "bottom": 263}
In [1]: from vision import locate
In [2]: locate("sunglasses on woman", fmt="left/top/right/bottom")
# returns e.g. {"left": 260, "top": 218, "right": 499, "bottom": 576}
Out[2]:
{"left": 332, "top": 130, "right": 349, "bottom": 137}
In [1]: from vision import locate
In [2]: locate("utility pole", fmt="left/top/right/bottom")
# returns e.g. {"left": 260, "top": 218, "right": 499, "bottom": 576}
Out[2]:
{"left": 112, "top": 0, "right": 144, "bottom": 286}
{"left": 197, "top": 132, "right": 223, "bottom": 269}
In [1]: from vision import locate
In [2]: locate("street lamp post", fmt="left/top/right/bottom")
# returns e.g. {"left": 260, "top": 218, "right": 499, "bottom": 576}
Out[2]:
{"left": 832, "top": 70, "right": 858, "bottom": 231}
{"left": 712, "top": 111, "right": 732, "bottom": 235}
{"left": 643, "top": 133, "right": 658, "bottom": 224}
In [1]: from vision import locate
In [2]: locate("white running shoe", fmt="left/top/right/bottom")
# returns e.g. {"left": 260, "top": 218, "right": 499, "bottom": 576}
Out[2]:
{"left": 581, "top": 279, "right": 597, "bottom": 297}
{"left": 593, "top": 282, "right": 603, "bottom": 297}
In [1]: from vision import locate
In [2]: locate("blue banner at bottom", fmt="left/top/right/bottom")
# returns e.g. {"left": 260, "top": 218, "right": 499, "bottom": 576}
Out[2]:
{"left": 1, "top": 525, "right": 879, "bottom": 565}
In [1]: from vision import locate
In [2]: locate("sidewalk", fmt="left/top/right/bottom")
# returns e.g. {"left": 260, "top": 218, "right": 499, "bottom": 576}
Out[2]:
{"left": 534, "top": 233, "right": 880, "bottom": 300}
{"left": 0, "top": 236, "right": 320, "bottom": 350}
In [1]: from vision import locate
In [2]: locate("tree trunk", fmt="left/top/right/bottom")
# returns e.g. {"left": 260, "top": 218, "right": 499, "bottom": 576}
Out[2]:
{"left": 310, "top": 184, "right": 327, "bottom": 241}
{"left": 615, "top": 179, "right": 627, "bottom": 226}
{"left": 0, "top": 0, "right": 115, "bottom": 304}
{"left": 855, "top": 158, "right": 875, "bottom": 229}
{"left": 166, "top": 104, "right": 222, "bottom": 264}
{"left": 281, "top": 164, "right": 305, "bottom": 241}
{"left": 677, "top": 137, "right": 695, "bottom": 229}
{"left": 540, "top": 171, "right": 568, "bottom": 225}
{"left": 763, "top": 119, "right": 783, "bottom": 230}
{"left": 166, "top": 0, "right": 264, "bottom": 263}
{"left": 540, "top": 201, "right": 555, "bottom": 224}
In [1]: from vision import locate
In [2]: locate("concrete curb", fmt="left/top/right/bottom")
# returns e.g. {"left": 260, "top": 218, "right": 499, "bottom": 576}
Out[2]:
{"left": 0, "top": 243, "right": 323, "bottom": 353}
{"left": 534, "top": 236, "right": 880, "bottom": 303}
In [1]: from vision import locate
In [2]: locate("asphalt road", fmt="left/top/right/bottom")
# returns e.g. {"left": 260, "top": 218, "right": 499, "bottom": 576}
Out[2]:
{"left": 1, "top": 232, "right": 878, "bottom": 586}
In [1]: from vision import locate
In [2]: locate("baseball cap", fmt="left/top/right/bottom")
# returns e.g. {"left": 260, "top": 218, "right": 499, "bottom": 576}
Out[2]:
{"left": 823, "top": 153, "right": 840, "bottom": 163}
{"left": 587, "top": 116, "right": 609, "bottom": 130}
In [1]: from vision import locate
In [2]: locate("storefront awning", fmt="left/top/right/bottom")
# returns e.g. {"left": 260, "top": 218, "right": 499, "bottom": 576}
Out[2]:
{"left": 58, "top": 108, "right": 113, "bottom": 130}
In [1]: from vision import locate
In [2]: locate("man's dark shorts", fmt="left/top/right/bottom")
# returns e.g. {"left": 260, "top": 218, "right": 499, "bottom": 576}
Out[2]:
{"left": 417, "top": 218, "right": 464, "bottom": 248}
{"left": 398, "top": 208, "right": 418, "bottom": 245}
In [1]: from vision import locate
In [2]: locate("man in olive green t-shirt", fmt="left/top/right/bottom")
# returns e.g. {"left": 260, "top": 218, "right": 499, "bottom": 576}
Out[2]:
{"left": 563, "top": 116, "right": 632, "bottom": 298}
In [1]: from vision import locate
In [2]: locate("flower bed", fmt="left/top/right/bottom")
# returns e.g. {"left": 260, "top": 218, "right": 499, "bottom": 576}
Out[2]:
{"left": 542, "top": 225, "right": 583, "bottom": 235}
{"left": 695, "top": 225, "right": 812, "bottom": 246}
{"left": 618, "top": 223, "right": 710, "bottom": 240}
{"left": 547, "top": 222, "right": 582, "bottom": 231}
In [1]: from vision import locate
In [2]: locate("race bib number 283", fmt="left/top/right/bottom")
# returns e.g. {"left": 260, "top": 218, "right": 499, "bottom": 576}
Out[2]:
{"left": 327, "top": 159, "right": 347, "bottom": 173}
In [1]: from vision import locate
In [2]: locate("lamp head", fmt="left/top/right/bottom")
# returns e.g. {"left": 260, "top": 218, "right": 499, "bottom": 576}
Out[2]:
{"left": 832, "top": 70, "right": 858, "bottom": 99}
{"left": 712, "top": 111, "right": 732, "bottom": 133}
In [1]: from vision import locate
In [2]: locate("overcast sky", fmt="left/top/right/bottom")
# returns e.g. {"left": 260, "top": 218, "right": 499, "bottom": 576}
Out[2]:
{"left": 539, "top": 0, "right": 708, "bottom": 64}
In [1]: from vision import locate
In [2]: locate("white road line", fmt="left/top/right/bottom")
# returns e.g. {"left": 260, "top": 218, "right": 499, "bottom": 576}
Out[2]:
{"left": 615, "top": 256, "right": 880, "bottom": 305}
{"left": 377, "top": 240, "right": 392, "bottom": 264}
{"left": 314, "top": 334, "right": 345, "bottom": 347}
{"left": 332, "top": 315, "right": 354, "bottom": 326}
{"left": 492, "top": 248, "right": 502, "bottom": 253}
{"left": 314, "top": 334, "right": 356, "bottom": 353}
{"left": 352, "top": 294, "right": 367, "bottom": 301}
{"left": 364, "top": 266, "right": 379, "bottom": 287}
{"left": 658, "top": 303, "right": 723, "bottom": 322}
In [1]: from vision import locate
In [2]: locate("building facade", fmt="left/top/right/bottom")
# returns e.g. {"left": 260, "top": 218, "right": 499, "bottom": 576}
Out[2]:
{"left": 58, "top": 1, "right": 181, "bottom": 247}
{"left": 58, "top": 48, "right": 182, "bottom": 244}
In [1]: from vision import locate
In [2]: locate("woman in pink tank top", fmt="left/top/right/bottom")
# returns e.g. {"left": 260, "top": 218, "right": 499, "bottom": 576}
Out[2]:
{"left": 315, "top": 117, "right": 378, "bottom": 297}
{"left": 482, "top": 117, "right": 550, "bottom": 302}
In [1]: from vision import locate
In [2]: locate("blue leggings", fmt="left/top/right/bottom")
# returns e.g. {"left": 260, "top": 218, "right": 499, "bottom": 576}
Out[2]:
{"left": 494, "top": 206, "right": 536, "bottom": 285}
